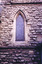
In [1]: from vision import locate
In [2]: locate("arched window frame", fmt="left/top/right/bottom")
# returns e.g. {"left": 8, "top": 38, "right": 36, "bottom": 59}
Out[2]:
{"left": 11, "top": 10, "right": 28, "bottom": 46}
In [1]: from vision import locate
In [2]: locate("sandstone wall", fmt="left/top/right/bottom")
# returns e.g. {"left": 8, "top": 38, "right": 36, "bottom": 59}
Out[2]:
{"left": 0, "top": 1, "right": 42, "bottom": 64}
{"left": 0, "top": 4, "right": 42, "bottom": 46}
{"left": 0, "top": 48, "right": 41, "bottom": 64}
{"left": 1, "top": 0, "right": 42, "bottom": 4}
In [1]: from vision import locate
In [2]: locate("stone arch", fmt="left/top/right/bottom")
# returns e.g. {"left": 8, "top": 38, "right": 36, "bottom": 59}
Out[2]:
{"left": 11, "top": 10, "right": 28, "bottom": 46}
{"left": 15, "top": 10, "right": 26, "bottom": 20}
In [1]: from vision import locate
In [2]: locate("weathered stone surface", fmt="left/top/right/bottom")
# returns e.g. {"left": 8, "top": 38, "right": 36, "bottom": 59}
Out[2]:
{"left": 1, "top": 0, "right": 42, "bottom": 4}
{"left": 0, "top": 1, "right": 42, "bottom": 64}
{"left": 0, "top": 48, "right": 41, "bottom": 64}
{"left": 0, "top": 4, "right": 42, "bottom": 46}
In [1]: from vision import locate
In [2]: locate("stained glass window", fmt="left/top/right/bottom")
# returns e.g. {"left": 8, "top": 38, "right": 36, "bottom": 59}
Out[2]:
{"left": 16, "top": 14, "right": 25, "bottom": 41}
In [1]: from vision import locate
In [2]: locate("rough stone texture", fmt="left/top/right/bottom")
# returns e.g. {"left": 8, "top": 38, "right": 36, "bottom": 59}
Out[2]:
{"left": 0, "top": 48, "right": 41, "bottom": 64}
{"left": 1, "top": 0, "right": 42, "bottom": 4}
{"left": 0, "top": 0, "right": 42, "bottom": 64}
{"left": 0, "top": 4, "right": 42, "bottom": 46}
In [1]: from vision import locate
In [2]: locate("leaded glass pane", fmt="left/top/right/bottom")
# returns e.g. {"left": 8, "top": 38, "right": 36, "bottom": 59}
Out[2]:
{"left": 16, "top": 14, "right": 25, "bottom": 41}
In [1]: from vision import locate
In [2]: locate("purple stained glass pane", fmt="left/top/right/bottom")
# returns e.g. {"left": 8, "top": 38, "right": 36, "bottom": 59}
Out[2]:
{"left": 16, "top": 14, "right": 25, "bottom": 41}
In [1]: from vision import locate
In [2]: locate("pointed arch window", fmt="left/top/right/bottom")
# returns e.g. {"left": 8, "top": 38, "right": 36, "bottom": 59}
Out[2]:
{"left": 16, "top": 14, "right": 25, "bottom": 41}
{"left": 11, "top": 10, "right": 28, "bottom": 45}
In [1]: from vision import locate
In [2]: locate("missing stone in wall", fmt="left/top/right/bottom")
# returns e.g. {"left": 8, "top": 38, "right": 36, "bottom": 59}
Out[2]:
{"left": 12, "top": 20, "right": 14, "bottom": 23}
{"left": 0, "top": 20, "right": 1, "bottom": 23}
{"left": 26, "top": 19, "right": 28, "bottom": 22}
